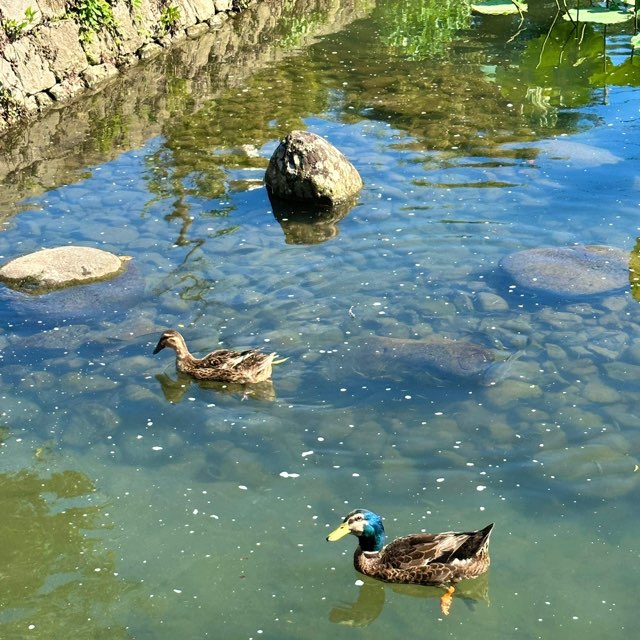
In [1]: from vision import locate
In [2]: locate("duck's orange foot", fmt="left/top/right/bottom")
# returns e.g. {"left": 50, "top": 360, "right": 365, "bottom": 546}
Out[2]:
{"left": 440, "top": 586, "right": 456, "bottom": 616}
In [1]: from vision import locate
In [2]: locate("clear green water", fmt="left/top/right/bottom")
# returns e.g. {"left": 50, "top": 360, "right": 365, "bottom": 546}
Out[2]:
{"left": 1, "top": 1, "right": 640, "bottom": 637}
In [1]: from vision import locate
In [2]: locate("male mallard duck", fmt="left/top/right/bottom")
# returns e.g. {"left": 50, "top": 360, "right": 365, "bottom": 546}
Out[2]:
{"left": 327, "top": 509, "right": 493, "bottom": 615}
{"left": 153, "top": 329, "right": 283, "bottom": 384}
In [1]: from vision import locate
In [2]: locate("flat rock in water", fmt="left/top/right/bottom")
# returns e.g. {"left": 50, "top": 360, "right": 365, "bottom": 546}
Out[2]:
{"left": 265, "top": 130, "right": 363, "bottom": 206}
{"left": 501, "top": 245, "right": 630, "bottom": 297}
{"left": 0, "top": 246, "right": 128, "bottom": 293}
{"left": 0, "top": 262, "right": 144, "bottom": 326}
{"left": 355, "top": 336, "right": 507, "bottom": 384}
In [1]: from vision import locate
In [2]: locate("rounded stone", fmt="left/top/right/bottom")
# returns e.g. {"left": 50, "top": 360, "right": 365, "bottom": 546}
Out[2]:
{"left": 265, "top": 130, "right": 363, "bottom": 206}
{"left": 476, "top": 291, "right": 509, "bottom": 312}
{"left": 0, "top": 246, "right": 129, "bottom": 293}
{"left": 501, "top": 245, "right": 630, "bottom": 297}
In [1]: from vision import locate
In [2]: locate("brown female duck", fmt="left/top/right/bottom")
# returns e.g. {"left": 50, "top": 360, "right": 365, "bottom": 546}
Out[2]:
{"left": 327, "top": 508, "right": 493, "bottom": 614}
{"left": 153, "top": 329, "right": 283, "bottom": 384}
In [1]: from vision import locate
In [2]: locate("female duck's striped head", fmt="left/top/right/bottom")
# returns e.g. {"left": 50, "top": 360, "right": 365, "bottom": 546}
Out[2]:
{"left": 326, "top": 509, "right": 385, "bottom": 552}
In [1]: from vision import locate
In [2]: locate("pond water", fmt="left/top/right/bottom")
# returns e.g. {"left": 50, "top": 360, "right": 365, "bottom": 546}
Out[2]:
{"left": 1, "top": 0, "right": 640, "bottom": 638}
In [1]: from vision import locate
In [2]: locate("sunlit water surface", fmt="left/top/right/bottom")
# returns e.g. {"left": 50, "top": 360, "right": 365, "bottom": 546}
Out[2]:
{"left": 1, "top": 1, "right": 640, "bottom": 638}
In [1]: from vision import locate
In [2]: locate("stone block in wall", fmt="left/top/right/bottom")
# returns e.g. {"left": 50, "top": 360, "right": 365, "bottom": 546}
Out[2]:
{"left": 35, "top": 91, "right": 54, "bottom": 109}
{"left": 207, "top": 12, "right": 229, "bottom": 28}
{"left": 138, "top": 42, "right": 163, "bottom": 60}
{"left": 0, "top": 0, "right": 42, "bottom": 32}
{"left": 35, "top": 21, "right": 88, "bottom": 81}
{"left": 186, "top": 23, "right": 209, "bottom": 38}
{"left": 4, "top": 37, "right": 56, "bottom": 95}
{"left": 189, "top": 0, "right": 216, "bottom": 22}
{"left": 81, "top": 28, "right": 118, "bottom": 66}
{"left": 23, "top": 94, "right": 39, "bottom": 112}
{"left": 0, "top": 54, "right": 24, "bottom": 95}
{"left": 173, "top": 0, "right": 198, "bottom": 28}
{"left": 82, "top": 62, "right": 118, "bottom": 88}
{"left": 130, "top": 0, "right": 163, "bottom": 41}
{"left": 214, "top": 0, "right": 233, "bottom": 11}
{"left": 48, "top": 76, "right": 86, "bottom": 102}
{"left": 112, "top": 1, "right": 145, "bottom": 57}
{"left": 37, "top": 0, "right": 67, "bottom": 20}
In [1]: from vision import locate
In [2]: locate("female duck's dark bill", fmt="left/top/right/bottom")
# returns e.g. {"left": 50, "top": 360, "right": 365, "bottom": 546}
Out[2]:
{"left": 153, "top": 338, "right": 166, "bottom": 354}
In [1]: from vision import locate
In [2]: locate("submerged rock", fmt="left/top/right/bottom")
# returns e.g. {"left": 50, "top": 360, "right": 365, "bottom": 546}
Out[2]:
{"left": 265, "top": 130, "right": 363, "bottom": 206}
{"left": 0, "top": 246, "right": 129, "bottom": 294}
{"left": 501, "top": 245, "right": 630, "bottom": 297}
{"left": 537, "top": 442, "right": 639, "bottom": 498}
{"left": 354, "top": 335, "right": 513, "bottom": 385}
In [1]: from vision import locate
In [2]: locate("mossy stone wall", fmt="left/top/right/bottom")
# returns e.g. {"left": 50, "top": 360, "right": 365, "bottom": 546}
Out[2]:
{"left": 0, "top": 0, "right": 252, "bottom": 133}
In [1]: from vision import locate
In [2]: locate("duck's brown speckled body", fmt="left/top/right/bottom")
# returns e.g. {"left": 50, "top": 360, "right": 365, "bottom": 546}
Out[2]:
{"left": 153, "top": 329, "right": 281, "bottom": 384}
{"left": 327, "top": 509, "right": 493, "bottom": 614}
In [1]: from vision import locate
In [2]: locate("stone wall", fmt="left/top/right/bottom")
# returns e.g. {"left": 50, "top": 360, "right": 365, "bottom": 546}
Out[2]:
{"left": 0, "top": 0, "right": 249, "bottom": 133}
{"left": 0, "top": 0, "right": 374, "bottom": 219}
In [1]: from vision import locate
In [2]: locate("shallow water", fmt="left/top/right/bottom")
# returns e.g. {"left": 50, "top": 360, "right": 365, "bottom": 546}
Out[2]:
{"left": 1, "top": 0, "right": 640, "bottom": 638}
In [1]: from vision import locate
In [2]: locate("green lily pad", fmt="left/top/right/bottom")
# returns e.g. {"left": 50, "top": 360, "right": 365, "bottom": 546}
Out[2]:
{"left": 471, "top": 0, "right": 528, "bottom": 15}
{"left": 563, "top": 7, "right": 633, "bottom": 24}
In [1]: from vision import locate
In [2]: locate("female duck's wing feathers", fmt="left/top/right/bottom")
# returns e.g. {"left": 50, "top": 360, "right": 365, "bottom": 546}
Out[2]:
{"left": 191, "top": 348, "right": 276, "bottom": 381}
{"left": 199, "top": 348, "right": 264, "bottom": 368}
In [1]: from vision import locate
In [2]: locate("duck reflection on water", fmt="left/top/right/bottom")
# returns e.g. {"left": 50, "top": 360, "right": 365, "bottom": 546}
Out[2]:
{"left": 155, "top": 372, "right": 276, "bottom": 403}
{"left": 329, "top": 573, "right": 491, "bottom": 626}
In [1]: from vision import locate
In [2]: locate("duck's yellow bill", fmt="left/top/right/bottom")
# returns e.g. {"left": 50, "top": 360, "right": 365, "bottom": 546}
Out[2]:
{"left": 327, "top": 522, "right": 350, "bottom": 542}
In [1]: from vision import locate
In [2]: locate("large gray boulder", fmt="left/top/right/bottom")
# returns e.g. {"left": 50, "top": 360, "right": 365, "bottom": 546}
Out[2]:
{"left": 501, "top": 245, "right": 630, "bottom": 297}
{"left": 0, "top": 246, "right": 130, "bottom": 293}
{"left": 265, "top": 130, "right": 363, "bottom": 206}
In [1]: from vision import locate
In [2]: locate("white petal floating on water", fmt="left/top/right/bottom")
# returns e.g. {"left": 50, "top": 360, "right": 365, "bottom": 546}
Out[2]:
{"left": 301, "top": 450, "right": 314, "bottom": 457}
{"left": 477, "top": 485, "right": 487, "bottom": 491}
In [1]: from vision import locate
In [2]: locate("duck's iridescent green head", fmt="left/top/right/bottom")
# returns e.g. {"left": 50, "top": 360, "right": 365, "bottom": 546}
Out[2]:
{"left": 326, "top": 509, "right": 386, "bottom": 552}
